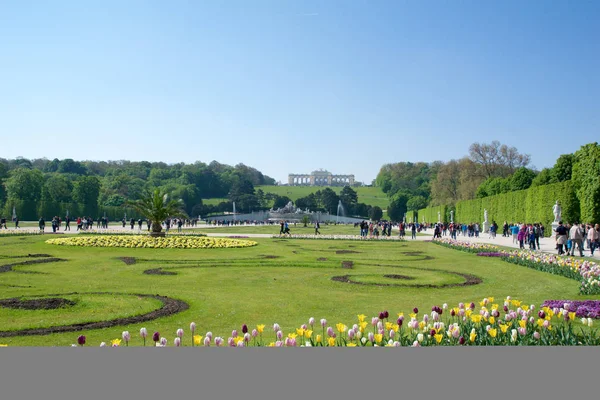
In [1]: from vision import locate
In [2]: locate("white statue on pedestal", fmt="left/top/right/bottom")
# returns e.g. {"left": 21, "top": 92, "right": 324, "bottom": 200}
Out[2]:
{"left": 553, "top": 200, "right": 562, "bottom": 223}
{"left": 484, "top": 209, "right": 489, "bottom": 223}
{"left": 450, "top": 210, "right": 454, "bottom": 223}
{"left": 437, "top": 211, "right": 441, "bottom": 222}
{"left": 483, "top": 209, "right": 490, "bottom": 233}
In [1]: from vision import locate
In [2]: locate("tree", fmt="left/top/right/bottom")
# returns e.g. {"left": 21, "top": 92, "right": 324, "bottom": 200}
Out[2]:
{"left": 551, "top": 154, "right": 574, "bottom": 182}
{"left": 369, "top": 206, "right": 383, "bottom": 221}
{"left": 128, "top": 188, "right": 187, "bottom": 236}
{"left": 73, "top": 176, "right": 101, "bottom": 217}
{"left": 406, "top": 195, "right": 427, "bottom": 211}
{"left": 431, "top": 159, "right": 461, "bottom": 205}
{"left": 469, "top": 141, "right": 531, "bottom": 178}
{"left": 319, "top": 188, "right": 339, "bottom": 214}
{"left": 509, "top": 167, "right": 537, "bottom": 191}
{"left": 42, "top": 175, "right": 73, "bottom": 204}
{"left": 530, "top": 168, "right": 555, "bottom": 187}
{"left": 4, "top": 168, "right": 44, "bottom": 203}
{"left": 387, "top": 192, "right": 410, "bottom": 222}
{"left": 272, "top": 195, "right": 292, "bottom": 209}
{"left": 339, "top": 186, "right": 358, "bottom": 210}
{"left": 57, "top": 159, "right": 88, "bottom": 175}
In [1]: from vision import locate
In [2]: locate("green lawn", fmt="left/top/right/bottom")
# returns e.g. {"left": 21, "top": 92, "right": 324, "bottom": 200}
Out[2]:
{"left": 1, "top": 234, "right": 597, "bottom": 346}
{"left": 199, "top": 223, "right": 365, "bottom": 235}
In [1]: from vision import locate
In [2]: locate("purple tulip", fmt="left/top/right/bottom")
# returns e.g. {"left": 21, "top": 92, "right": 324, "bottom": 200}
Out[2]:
{"left": 327, "top": 327, "right": 334, "bottom": 337}
{"left": 413, "top": 307, "right": 419, "bottom": 314}
{"left": 430, "top": 329, "right": 436, "bottom": 337}
{"left": 469, "top": 302, "right": 475, "bottom": 310}
{"left": 122, "top": 331, "right": 131, "bottom": 345}
{"left": 204, "top": 337, "right": 211, "bottom": 347}
{"left": 273, "top": 323, "right": 280, "bottom": 332}
{"left": 176, "top": 328, "right": 184, "bottom": 338}
{"left": 244, "top": 333, "right": 250, "bottom": 343}
{"left": 206, "top": 332, "right": 213, "bottom": 341}
{"left": 77, "top": 335, "right": 86, "bottom": 346}
{"left": 252, "top": 329, "right": 258, "bottom": 338}
{"left": 237, "top": 341, "right": 245, "bottom": 347}
{"left": 423, "top": 314, "right": 429, "bottom": 323}
{"left": 228, "top": 337, "right": 235, "bottom": 347}
{"left": 174, "top": 337, "right": 181, "bottom": 347}
{"left": 504, "top": 305, "right": 509, "bottom": 312}
{"left": 275, "top": 341, "right": 284, "bottom": 347}
{"left": 458, "top": 303, "right": 465, "bottom": 309}
{"left": 368, "top": 332, "right": 374, "bottom": 342}
{"left": 397, "top": 318, "right": 403, "bottom": 327}
{"left": 277, "top": 330, "right": 283, "bottom": 340}
{"left": 383, "top": 310, "right": 389, "bottom": 319}
{"left": 371, "top": 317, "right": 378, "bottom": 326}
{"left": 190, "top": 322, "right": 196, "bottom": 333}
{"left": 232, "top": 329, "right": 238, "bottom": 338}
{"left": 538, "top": 311, "right": 546, "bottom": 319}
{"left": 309, "top": 317, "right": 315, "bottom": 327}
{"left": 379, "top": 312, "right": 385, "bottom": 320}
{"left": 320, "top": 319, "right": 327, "bottom": 327}
{"left": 153, "top": 332, "right": 160, "bottom": 342}
{"left": 348, "top": 330, "right": 355, "bottom": 340}
{"left": 459, "top": 337, "right": 466, "bottom": 345}
{"left": 450, "top": 309, "right": 456, "bottom": 317}
{"left": 242, "top": 324, "right": 248, "bottom": 334}
{"left": 215, "top": 337, "right": 223, "bottom": 347}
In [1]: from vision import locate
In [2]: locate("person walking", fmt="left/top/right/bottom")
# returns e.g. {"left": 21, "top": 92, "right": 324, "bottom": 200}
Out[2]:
{"left": 569, "top": 222, "right": 584, "bottom": 257}
{"left": 555, "top": 221, "right": 568, "bottom": 255}
{"left": 411, "top": 223, "right": 417, "bottom": 240}
{"left": 587, "top": 223, "right": 599, "bottom": 256}
{"left": 14, "top": 217, "right": 19, "bottom": 229}
{"left": 39, "top": 216, "right": 45, "bottom": 234}
{"left": 314, "top": 221, "right": 320, "bottom": 235}
{"left": 65, "top": 215, "right": 70, "bottom": 231}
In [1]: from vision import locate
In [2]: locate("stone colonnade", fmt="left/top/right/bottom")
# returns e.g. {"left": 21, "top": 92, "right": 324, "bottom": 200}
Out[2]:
{"left": 288, "top": 174, "right": 355, "bottom": 186}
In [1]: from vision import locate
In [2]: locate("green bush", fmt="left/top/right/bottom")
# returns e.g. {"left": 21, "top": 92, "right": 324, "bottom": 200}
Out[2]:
{"left": 572, "top": 143, "right": 600, "bottom": 224}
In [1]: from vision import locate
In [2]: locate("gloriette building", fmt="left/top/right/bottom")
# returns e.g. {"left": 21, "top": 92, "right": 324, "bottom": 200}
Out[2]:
{"left": 288, "top": 170, "right": 355, "bottom": 186}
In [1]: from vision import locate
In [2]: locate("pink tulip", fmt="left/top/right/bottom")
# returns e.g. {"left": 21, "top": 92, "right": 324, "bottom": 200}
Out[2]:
{"left": 301, "top": 324, "right": 307, "bottom": 330}
{"left": 215, "top": 337, "right": 223, "bottom": 347}
{"left": 423, "top": 314, "right": 429, "bottom": 323}
{"left": 458, "top": 302, "right": 465, "bottom": 309}
{"left": 228, "top": 337, "right": 235, "bottom": 347}
{"left": 320, "top": 319, "right": 327, "bottom": 327}
{"left": 275, "top": 341, "right": 284, "bottom": 347}
{"left": 237, "top": 341, "right": 245, "bottom": 347}
{"left": 348, "top": 330, "right": 355, "bottom": 340}
{"left": 190, "top": 322, "right": 196, "bottom": 333}
{"left": 277, "top": 330, "right": 283, "bottom": 340}
{"left": 273, "top": 323, "right": 280, "bottom": 332}
{"left": 244, "top": 333, "right": 251, "bottom": 343}
{"left": 174, "top": 337, "right": 181, "bottom": 347}
{"left": 252, "top": 329, "right": 258, "bottom": 338}
{"left": 371, "top": 317, "right": 378, "bottom": 327}
{"left": 411, "top": 341, "right": 420, "bottom": 347}
{"left": 327, "top": 327, "right": 334, "bottom": 337}
{"left": 177, "top": 328, "right": 184, "bottom": 338}
{"left": 204, "top": 337, "right": 211, "bottom": 347}
{"left": 533, "top": 332, "right": 540, "bottom": 340}
{"left": 232, "top": 329, "right": 238, "bottom": 338}
{"left": 206, "top": 332, "right": 213, "bottom": 341}
{"left": 160, "top": 337, "right": 167, "bottom": 346}
{"left": 368, "top": 332, "right": 374, "bottom": 342}
{"left": 389, "top": 330, "right": 395, "bottom": 339}
{"left": 309, "top": 317, "right": 315, "bottom": 327}
{"left": 140, "top": 328, "right": 148, "bottom": 338}
{"left": 518, "top": 327, "right": 526, "bottom": 336}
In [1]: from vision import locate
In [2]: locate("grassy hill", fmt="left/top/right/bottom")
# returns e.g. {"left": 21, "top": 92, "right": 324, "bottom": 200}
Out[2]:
{"left": 255, "top": 185, "right": 389, "bottom": 210}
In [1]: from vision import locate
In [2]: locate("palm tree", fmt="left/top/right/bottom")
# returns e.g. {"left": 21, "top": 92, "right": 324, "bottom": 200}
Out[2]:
{"left": 127, "top": 189, "right": 187, "bottom": 236}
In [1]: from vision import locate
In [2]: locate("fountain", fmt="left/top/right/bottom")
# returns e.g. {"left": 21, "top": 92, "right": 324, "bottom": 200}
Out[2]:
{"left": 12, "top": 206, "right": 16, "bottom": 222}
{"left": 336, "top": 200, "right": 345, "bottom": 223}
{"left": 232, "top": 202, "right": 236, "bottom": 222}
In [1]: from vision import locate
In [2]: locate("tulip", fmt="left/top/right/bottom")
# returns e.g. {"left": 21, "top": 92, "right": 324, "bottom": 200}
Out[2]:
{"left": 458, "top": 303, "right": 465, "bottom": 309}
{"left": 206, "top": 332, "right": 213, "bottom": 341}
{"left": 413, "top": 307, "right": 419, "bottom": 314}
{"left": 533, "top": 332, "right": 540, "bottom": 340}
{"left": 160, "top": 337, "right": 167, "bottom": 346}
{"left": 204, "top": 337, "right": 211, "bottom": 347}
{"left": 242, "top": 324, "right": 248, "bottom": 334}
{"left": 244, "top": 333, "right": 250, "bottom": 343}
{"left": 368, "top": 332, "right": 375, "bottom": 343}
{"left": 417, "top": 333, "right": 424, "bottom": 343}
{"left": 252, "top": 329, "right": 258, "bottom": 338}
{"left": 397, "top": 318, "right": 403, "bottom": 327}
{"left": 361, "top": 337, "right": 367, "bottom": 345}
{"left": 273, "top": 323, "right": 280, "bottom": 332}
{"left": 469, "top": 302, "right": 475, "bottom": 310}
{"left": 588, "top": 318, "right": 594, "bottom": 328}
{"left": 215, "top": 337, "right": 223, "bottom": 347}
{"left": 228, "top": 337, "right": 235, "bottom": 347}
{"left": 122, "top": 331, "right": 131, "bottom": 346}
{"left": 389, "top": 330, "right": 395, "bottom": 339}
{"left": 503, "top": 305, "right": 509, "bottom": 313}
{"left": 309, "top": 317, "right": 315, "bottom": 327}
{"left": 443, "top": 303, "right": 448, "bottom": 310}
{"left": 174, "top": 337, "right": 181, "bottom": 347}
{"left": 320, "top": 319, "right": 327, "bottom": 327}
{"left": 327, "top": 327, "right": 334, "bottom": 337}
{"left": 176, "top": 328, "right": 184, "bottom": 339}
{"left": 237, "top": 341, "right": 245, "bottom": 347}
{"left": 459, "top": 337, "right": 466, "bottom": 345}
{"left": 232, "top": 330, "right": 238, "bottom": 338}
{"left": 100, "top": 342, "right": 106, "bottom": 347}
{"left": 348, "top": 329, "right": 355, "bottom": 340}
{"left": 371, "top": 317, "right": 378, "bottom": 327}
{"left": 377, "top": 321, "right": 383, "bottom": 331}
{"left": 277, "top": 330, "right": 283, "bottom": 340}
{"left": 412, "top": 341, "right": 420, "bottom": 347}
{"left": 423, "top": 314, "right": 429, "bottom": 323}
{"left": 529, "top": 317, "right": 535, "bottom": 324}
{"left": 450, "top": 309, "right": 456, "bottom": 317}
{"left": 383, "top": 310, "right": 389, "bottom": 319}
{"left": 153, "top": 332, "right": 160, "bottom": 343}
{"left": 394, "top": 341, "right": 401, "bottom": 347}
{"left": 543, "top": 320, "right": 550, "bottom": 328}
{"left": 518, "top": 327, "right": 526, "bottom": 336}
{"left": 430, "top": 329, "right": 436, "bottom": 337}
{"left": 77, "top": 335, "right": 86, "bottom": 346}
{"left": 190, "top": 322, "right": 196, "bottom": 334}
{"left": 71, "top": 344, "right": 77, "bottom": 347}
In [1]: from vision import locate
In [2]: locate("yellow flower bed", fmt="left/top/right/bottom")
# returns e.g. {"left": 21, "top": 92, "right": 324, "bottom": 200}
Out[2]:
{"left": 45, "top": 235, "right": 257, "bottom": 249}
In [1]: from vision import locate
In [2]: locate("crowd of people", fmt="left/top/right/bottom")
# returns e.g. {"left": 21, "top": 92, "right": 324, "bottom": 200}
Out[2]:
{"left": 553, "top": 221, "right": 599, "bottom": 257}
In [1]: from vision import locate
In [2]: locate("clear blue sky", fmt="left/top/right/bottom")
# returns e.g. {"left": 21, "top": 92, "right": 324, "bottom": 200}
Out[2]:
{"left": 1, "top": 0, "right": 598, "bottom": 184}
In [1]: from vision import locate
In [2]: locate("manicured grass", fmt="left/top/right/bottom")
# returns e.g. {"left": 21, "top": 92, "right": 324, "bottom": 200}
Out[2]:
{"left": 199, "top": 224, "right": 366, "bottom": 235}
{"left": 1, "top": 234, "right": 598, "bottom": 346}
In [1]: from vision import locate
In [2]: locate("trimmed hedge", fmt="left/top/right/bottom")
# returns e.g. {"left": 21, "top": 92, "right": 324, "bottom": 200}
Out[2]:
{"left": 455, "top": 181, "right": 579, "bottom": 236}
{"left": 417, "top": 205, "right": 448, "bottom": 224}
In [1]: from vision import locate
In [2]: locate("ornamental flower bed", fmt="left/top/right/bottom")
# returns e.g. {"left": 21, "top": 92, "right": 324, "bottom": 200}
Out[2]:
{"left": 542, "top": 300, "right": 600, "bottom": 319}
{"left": 476, "top": 252, "right": 506, "bottom": 257}
{"left": 45, "top": 235, "right": 257, "bottom": 249}
{"left": 273, "top": 235, "right": 405, "bottom": 241}
{"left": 432, "top": 238, "right": 499, "bottom": 254}
{"left": 64, "top": 297, "right": 600, "bottom": 348}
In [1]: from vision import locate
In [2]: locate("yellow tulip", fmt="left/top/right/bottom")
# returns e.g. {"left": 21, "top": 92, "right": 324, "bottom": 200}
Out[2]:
{"left": 469, "top": 332, "right": 477, "bottom": 342}
{"left": 268, "top": 342, "right": 276, "bottom": 347}
{"left": 418, "top": 321, "right": 426, "bottom": 330}
{"left": 296, "top": 328, "right": 305, "bottom": 337}
{"left": 568, "top": 312, "right": 576, "bottom": 322}
{"left": 511, "top": 300, "right": 522, "bottom": 307}
{"left": 233, "top": 337, "right": 244, "bottom": 345}
{"left": 360, "top": 322, "right": 368, "bottom": 332}
{"left": 499, "top": 324, "right": 509, "bottom": 334}
{"left": 518, "top": 320, "right": 527, "bottom": 329}
{"left": 193, "top": 335, "right": 203, "bottom": 345}
{"left": 336, "top": 323, "right": 347, "bottom": 334}
{"left": 385, "top": 322, "right": 393, "bottom": 331}
{"left": 304, "top": 330, "right": 313, "bottom": 339}
{"left": 347, "top": 343, "right": 357, "bottom": 347}
{"left": 397, "top": 312, "right": 404, "bottom": 318}
{"left": 257, "top": 324, "right": 265, "bottom": 333}
{"left": 374, "top": 334, "right": 383, "bottom": 344}
{"left": 409, "top": 313, "right": 417, "bottom": 319}
{"left": 111, "top": 339, "right": 121, "bottom": 347}
{"left": 489, "top": 316, "right": 495, "bottom": 325}
{"left": 316, "top": 335, "right": 322, "bottom": 344}
{"left": 466, "top": 309, "right": 473, "bottom": 318}
{"left": 488, "top": 297, "right": 494, "bottom": 303}
{"left": 288, "top": 333, "right": 297, "bottom": 340}
{"left": 434, "top": 334, "right": 443, "bottom": 344}
{"left": 327, "top": 337, "right": 336, "bottom": 347}
{"left": 470, "top": 315, "right": 482, "bottom": 324}
{"left": 488, "top": 329, "right": 497, "bottom": 338}
{"left": 357, "top": 314, "right": 366, "bottom": 322}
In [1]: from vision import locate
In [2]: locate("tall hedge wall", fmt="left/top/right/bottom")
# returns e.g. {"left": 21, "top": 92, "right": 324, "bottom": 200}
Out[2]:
{"left": 416, "top": 205, "right": 448, "bottom": 224}
{"left": 455, "top": 181, "right": 579, "bottom": 236}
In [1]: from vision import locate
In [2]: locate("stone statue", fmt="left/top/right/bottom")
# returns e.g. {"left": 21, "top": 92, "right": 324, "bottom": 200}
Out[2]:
{"left": 484, "top": 209, "right": 489, "bottom": 223}
{"left": 437, "top": 211, "right": 441, "bottom": 222}
{"left": 450, "top": 210, "right": 454, "bottom": 223}
{"left": 553, "top": 200, "right": 561, "bottom": 222}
